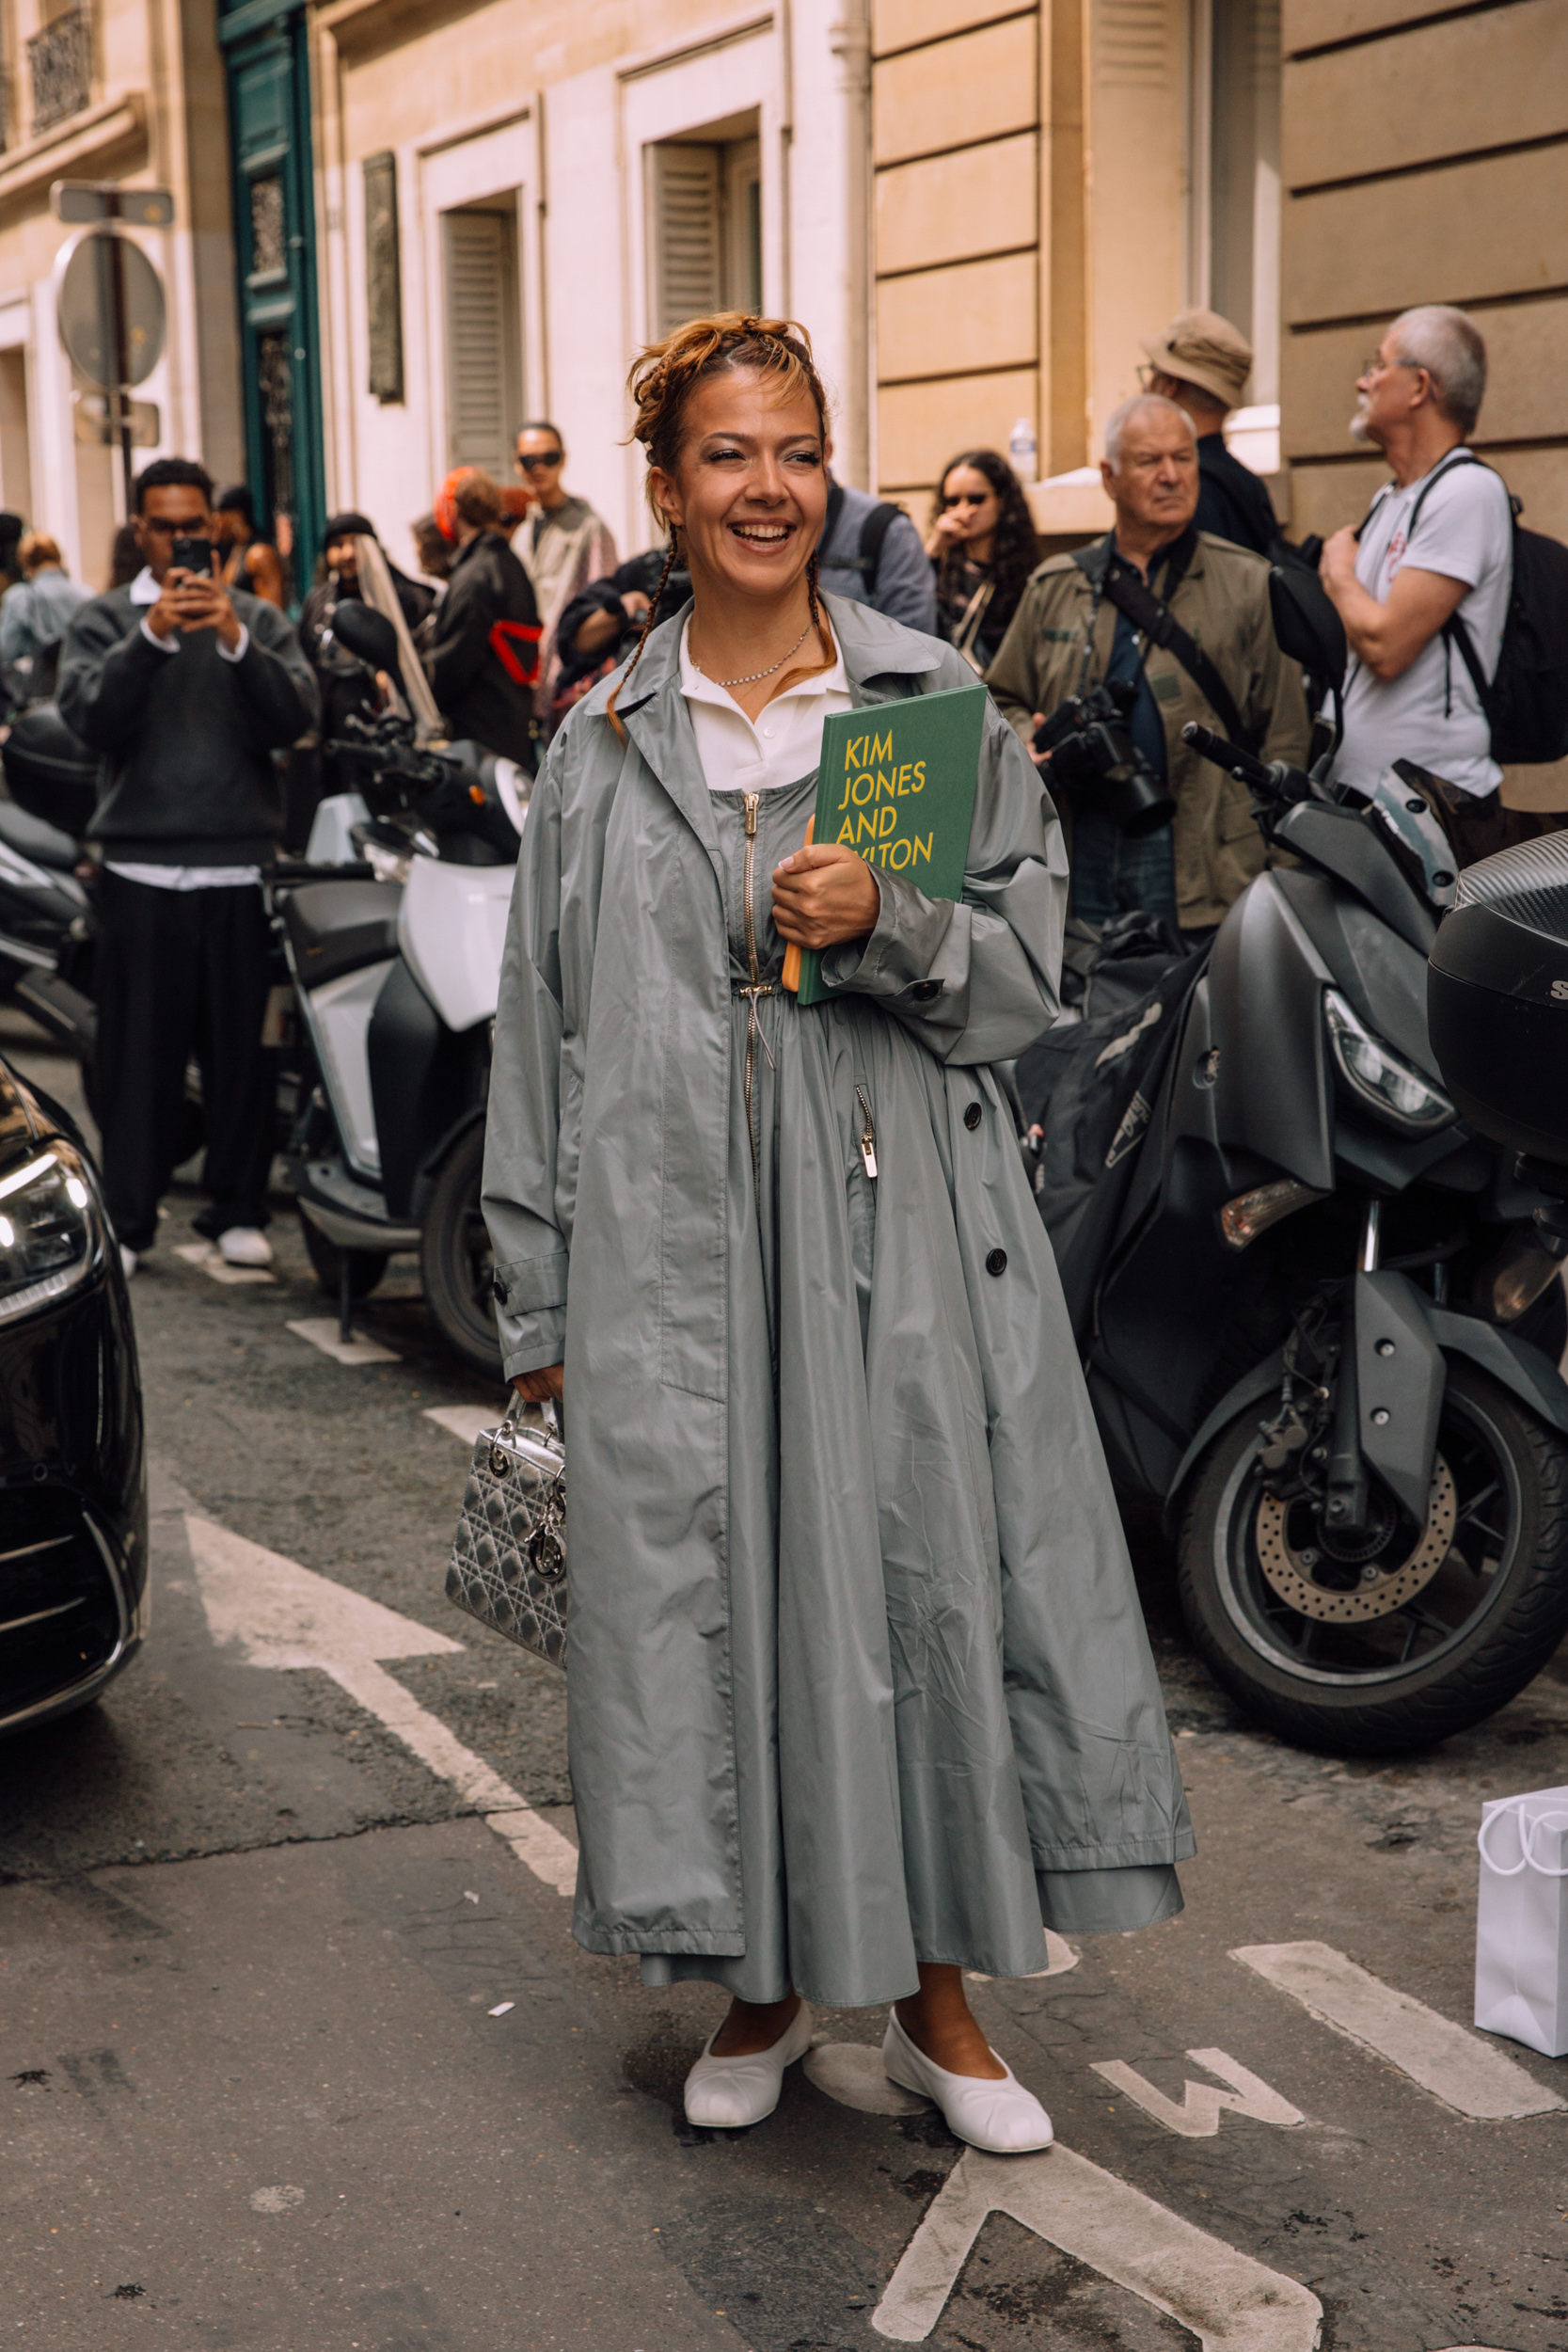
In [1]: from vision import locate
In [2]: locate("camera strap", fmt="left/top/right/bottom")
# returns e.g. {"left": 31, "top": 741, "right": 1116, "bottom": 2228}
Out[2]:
{"left": 1074, "top": 539, "right": 1256, "bottom": 751}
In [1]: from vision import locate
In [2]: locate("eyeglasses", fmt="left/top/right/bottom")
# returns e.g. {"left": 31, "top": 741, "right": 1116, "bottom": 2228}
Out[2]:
{"left": 139, "top": 516, "right": 212, "bottom": 535}
{"left": 942, "top": 491, "right": 990, "bottom": 510}
{"left": 1361, "top": 354, "right": 1420, "bottom": 379}
{"left": 515, "top": 452, "right": 563, "bottom": 472}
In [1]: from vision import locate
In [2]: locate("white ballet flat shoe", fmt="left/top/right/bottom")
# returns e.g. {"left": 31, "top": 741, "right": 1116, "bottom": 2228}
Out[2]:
{"left": 881, "top": 2011, "right": 1053, "bottom": 2153}
{"left": 683, "top": 2000, "right": 816, "bottom": 2128}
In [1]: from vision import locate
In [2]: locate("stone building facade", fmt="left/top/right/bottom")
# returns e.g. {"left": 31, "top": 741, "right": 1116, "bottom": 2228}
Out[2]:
{"left": 0, "top": 0, "right": 1558, "bottom": 621}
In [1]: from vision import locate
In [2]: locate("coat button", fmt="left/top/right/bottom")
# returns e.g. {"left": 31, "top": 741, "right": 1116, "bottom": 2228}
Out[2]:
{"left": 963, "top": 1102, "right": 982, "bottom": 1130}
{"left": 986, "top": 1248, "right": 1007, "bottom": 1276}
{"left": 911, "top": 980, "right": 941, "bottom": 1002}
{"left": 491, "top": 1274, "right": 507, "bottom": 1303}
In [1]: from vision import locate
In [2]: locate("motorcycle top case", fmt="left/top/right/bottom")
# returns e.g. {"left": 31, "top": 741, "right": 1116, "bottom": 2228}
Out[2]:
{"left": 1475, "top": 1784, "right": 1568, "bottom": 2056}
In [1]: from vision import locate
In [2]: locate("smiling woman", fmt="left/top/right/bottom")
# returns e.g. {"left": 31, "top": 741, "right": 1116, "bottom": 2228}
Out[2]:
{"left": 481, "top": 310, "right": 1193, "bottom": 2158}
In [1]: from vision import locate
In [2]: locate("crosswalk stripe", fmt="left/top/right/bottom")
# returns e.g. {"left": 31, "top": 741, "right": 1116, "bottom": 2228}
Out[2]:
{"left": 872, "top": 2142, "right": 1322, "bottom": 2345}
{"left": 286, "top": 1315, "right": 400, "bottom": 1364}
{"left": 1232, "top": 1941, "right": 1564, "bottom": 2120}
{"left": 1091, "top": 2048, "right": 1303, "bottom": 2137}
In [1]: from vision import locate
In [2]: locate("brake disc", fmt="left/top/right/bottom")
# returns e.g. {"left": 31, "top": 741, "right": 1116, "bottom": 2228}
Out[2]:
{"left": 1255, "top": 1457, "right": 1458, "bottom": 1623}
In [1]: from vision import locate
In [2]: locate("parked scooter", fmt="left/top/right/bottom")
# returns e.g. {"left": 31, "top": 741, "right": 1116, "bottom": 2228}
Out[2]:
{"left": 1037, "top": 574, "right": 1568, "bottom": 1754}
{"left": 0, "top": 703, "right": 99, "bottom": 1054}
{"left": 276, "top": 601, "right": 526, "bottom": 1372}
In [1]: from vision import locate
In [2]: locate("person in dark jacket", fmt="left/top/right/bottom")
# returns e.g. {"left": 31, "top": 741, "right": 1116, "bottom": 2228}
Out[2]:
{"left": 1139, "top": 309, "right": 1281, "bottom": 560}
{"left": 296, "top": 512, "right": 436, "bottom": 834}
{"left": 551, "top": 542, "right": 691, "bottom": 727}
{"left": 58, "top": 456, "right": 318, "bottom": 1278}
{"left": 422, "top": 470, "right": 539, "bottom": 767}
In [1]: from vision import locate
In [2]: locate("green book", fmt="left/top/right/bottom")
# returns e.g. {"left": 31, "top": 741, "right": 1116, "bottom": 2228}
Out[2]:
{"left": 794, "top": 681, "right": 989, "bottom": 1008}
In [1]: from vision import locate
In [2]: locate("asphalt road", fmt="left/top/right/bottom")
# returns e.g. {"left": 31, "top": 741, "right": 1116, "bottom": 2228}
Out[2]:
{"left": 6, "top": 1006, "right": 1568, "bottom": 2352}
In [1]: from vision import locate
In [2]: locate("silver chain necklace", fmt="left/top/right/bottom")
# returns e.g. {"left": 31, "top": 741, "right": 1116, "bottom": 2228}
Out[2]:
{"left": 694, "top": 617, "right": 814, "bottom": 689}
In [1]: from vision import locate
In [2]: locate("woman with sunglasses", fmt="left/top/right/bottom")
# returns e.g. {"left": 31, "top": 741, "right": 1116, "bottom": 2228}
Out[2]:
{"left": 924, "top": 449, "right": 1040, "bottom": 673}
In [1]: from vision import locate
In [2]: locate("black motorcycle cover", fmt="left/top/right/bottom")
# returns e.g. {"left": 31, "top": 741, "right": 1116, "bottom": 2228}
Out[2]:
{"left": 1035, "top": 951, "right": 1208, "bottom": 1346}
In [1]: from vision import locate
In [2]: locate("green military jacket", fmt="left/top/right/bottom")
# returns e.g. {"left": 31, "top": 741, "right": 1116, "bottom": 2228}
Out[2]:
{"left": 985, "top": 530, "right": 1310, "bottom": 932}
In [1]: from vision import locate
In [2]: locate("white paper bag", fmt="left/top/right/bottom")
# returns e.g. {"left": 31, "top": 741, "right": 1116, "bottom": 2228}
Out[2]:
{"left": 1475, "top": 1785, "right": 1568, "bottom": 2056}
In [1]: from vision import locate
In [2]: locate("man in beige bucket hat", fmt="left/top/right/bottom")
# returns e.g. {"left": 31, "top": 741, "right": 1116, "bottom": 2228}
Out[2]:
{"left": 1140, "top": 308, "right": 1280, "bottom": 558}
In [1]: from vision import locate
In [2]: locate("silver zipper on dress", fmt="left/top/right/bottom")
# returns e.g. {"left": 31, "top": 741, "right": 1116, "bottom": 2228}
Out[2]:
{"left": 855, "top": 1086, "right": 878, "bottom": 1180}
{"left": 737, "top": 790, "right": 776, "bottom": 1184}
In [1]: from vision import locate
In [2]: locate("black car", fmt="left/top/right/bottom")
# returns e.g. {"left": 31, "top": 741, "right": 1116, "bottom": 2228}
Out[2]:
{"left": 0, "top": 1055, "right": 145, "bottom": 1734}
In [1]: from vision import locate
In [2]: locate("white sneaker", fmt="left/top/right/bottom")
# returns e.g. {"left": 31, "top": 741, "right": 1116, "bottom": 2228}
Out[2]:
{"left": 882, "top": 2010, "right": 1053, "bottom": 2153}
{"left": 216, "top": 1227, "right": 273, "bottom": 1268}
{"left": 683, "top": 2000, "right": 815, "bottom": 2129}
{"left": 119, "top": 1245, "right": 138, "bottom": 1279}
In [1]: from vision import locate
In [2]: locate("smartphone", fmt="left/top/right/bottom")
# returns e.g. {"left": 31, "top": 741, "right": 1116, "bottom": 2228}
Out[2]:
{"left": 169, "top": 535, "right": 214, "bottom": 578}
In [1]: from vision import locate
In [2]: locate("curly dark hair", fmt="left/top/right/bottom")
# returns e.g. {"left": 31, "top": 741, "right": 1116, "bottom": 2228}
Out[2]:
{"left": 929, "top": 449, "right": 1038, "bottom": 628}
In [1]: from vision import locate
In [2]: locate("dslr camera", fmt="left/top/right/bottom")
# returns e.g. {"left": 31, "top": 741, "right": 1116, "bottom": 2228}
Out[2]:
{"left": 1032, "top": 677, "right": 1175, "bottom": 837}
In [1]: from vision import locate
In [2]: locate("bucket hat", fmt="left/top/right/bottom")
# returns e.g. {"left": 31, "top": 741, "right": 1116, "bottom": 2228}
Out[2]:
{"left": 1139, "top": 309, "right": 1253, "bottom": 409}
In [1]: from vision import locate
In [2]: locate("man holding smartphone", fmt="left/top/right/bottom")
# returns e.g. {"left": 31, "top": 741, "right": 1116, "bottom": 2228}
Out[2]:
{"left": 59, "top": 457, "right": 318, "bottom": 1277}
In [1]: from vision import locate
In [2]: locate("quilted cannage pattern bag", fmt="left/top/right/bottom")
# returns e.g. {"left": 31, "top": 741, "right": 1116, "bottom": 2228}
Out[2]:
{"left": 444, "top": 1400, "right": 567, "bottom": 1666}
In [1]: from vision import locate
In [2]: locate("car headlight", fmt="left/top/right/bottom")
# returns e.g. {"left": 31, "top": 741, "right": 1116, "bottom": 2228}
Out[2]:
{"left": 1323, "top": 988, "right": 1454, "bottom": 1133}
{"left": 0, "top": 1143, "right": 102, "bottom": 1323}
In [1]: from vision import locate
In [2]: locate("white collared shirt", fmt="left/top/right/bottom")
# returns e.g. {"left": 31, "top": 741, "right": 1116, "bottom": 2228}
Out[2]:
{"left": 106, "top": 566, "right": 261, "bottom": 891}
{"left": 679, "top": 612, "right": 852, "bottom": 794}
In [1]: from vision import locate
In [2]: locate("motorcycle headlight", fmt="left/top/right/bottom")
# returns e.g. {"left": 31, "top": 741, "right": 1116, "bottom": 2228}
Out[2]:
{"left": 1323, "top": 988, "right": 1454, "bottom": 1133}
{"left": 0, "top": 1143, "right": 102, "bottom": 1323}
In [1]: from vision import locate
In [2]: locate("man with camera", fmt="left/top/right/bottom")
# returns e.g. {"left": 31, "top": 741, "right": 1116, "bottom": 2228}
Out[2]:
{"left": 987, "top": 395, "right": 1308, "bottom": 941}
{"left": 59, "top": 456, "right": 318, "bottom": 1278}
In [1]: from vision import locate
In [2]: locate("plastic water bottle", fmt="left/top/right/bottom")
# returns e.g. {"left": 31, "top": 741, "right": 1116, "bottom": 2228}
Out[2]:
{"left": 1008, "top": 416, "right": 1037, "bottom": 484}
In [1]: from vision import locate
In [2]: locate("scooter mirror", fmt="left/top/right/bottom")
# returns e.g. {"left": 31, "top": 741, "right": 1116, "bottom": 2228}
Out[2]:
{"left": 331, "top": 601, "right": 403, "bottom": 685}
{"left": 1428, "top": 833, "right": 1568, "bottom": 1163}
{"left": 1269, "top": 564, "right": 1348, "bottom": 691}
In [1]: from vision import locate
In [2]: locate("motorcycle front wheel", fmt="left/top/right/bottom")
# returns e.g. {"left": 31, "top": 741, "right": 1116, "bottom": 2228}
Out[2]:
{"left": 1179, "top": 1359, "right": 1568, "bottom": 1753}
{"left": 420, "top": 1121, "right": 502, "bottom": 1376}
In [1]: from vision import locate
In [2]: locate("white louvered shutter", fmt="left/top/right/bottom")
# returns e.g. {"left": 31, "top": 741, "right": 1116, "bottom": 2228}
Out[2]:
{"left": 649, "top": 145, "right": 721, "bottom": 339}
{"left": 444, "top": 209, "right": 515, "bottom": 476}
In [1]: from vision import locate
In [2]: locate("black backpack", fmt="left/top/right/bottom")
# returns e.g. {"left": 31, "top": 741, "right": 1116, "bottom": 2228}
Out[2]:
{"left": 1401, "top": 449, "right": 1568, "bottom": 765}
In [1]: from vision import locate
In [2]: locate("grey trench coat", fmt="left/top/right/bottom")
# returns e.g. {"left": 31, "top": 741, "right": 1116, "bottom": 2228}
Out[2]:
{"left": 483, "top": 593, "right": 1194, "bottom": 2010}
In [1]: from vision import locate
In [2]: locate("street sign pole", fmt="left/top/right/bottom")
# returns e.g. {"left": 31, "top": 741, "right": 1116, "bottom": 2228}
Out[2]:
{"left": 105, "top": 230, "right": 134, "bottom": 513}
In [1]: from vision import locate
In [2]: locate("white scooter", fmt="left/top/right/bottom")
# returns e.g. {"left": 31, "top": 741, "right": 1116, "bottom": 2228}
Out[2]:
{"left": 277, "top": 611, "right": 528, "bottom": 1372}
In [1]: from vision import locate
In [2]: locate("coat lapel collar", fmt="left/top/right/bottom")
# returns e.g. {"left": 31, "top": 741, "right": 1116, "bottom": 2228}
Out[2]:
{"left": 613, "top": 590, "right": 947, "bottom": 846}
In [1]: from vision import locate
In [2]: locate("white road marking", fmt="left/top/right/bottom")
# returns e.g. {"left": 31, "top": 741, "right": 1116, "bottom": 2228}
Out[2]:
{"left": 1232, "top": 1941, "right": 1564, "bottom": 2121}
{"left": 966, "top": 1929, "right": 1079, "bottom": 1984}
{"left": 423, "top": 1403, "right": 499, "bottom": 1445}
{"left": 872, "top": 2142, "right": 1322, "bottom": 2345}
{"left": 803, "top": 2042, "right": 928, "bottom": 2117}
{"left": 1091, "top": 2048, "right": 1304, "bottom": 2137}
{"left": 174, "top": 1241, "right": 275, "bottom": 1286}
{"left": 286, "top": 1316, "right": 400, "bottom": 1364}
{"left": 183, "top": 1514, "right": 578, "bottom": 1896}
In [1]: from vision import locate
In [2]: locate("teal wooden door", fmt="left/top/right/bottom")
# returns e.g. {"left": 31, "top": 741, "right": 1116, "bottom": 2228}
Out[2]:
{"left": 219, "top": 0, "right": 325, "bottom": 605}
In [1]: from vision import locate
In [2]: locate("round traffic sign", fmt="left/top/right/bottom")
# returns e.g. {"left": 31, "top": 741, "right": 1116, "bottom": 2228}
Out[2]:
{"left": 56, "top": 227, "right": 165, "bottom": 389}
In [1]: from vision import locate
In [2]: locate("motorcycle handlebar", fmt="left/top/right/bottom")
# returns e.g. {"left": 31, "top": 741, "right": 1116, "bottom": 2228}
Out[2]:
{"left": 1181, "top": 721, "right": 1275, "bottom": 788}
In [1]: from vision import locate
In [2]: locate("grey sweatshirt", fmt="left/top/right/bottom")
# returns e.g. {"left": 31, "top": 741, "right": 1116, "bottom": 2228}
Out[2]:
{"left": 58, "top": 585, "right": 319, "bottom": 864}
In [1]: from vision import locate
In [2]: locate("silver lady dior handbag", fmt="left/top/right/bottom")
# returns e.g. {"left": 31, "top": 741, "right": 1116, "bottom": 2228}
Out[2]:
{"left": 444, "top": 1399, "right": 567, "bottom": 1667}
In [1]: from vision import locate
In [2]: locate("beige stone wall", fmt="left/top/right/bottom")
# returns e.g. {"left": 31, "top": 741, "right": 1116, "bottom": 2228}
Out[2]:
{"left": 0, "top": 0, "right": 240, "bottom": 580}
{"left": 869, "top": 0, "right": 1191, "bottom": 523}
{"left": 1280, "top": 0, "right": 1568, "bottom": 545}
{"left": 869, "top": 0, "right": 1042, "bottom": 503}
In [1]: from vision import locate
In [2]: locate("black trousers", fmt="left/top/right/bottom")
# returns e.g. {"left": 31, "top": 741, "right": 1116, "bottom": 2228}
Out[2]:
{"left": 95, "top": 872, "right": 275, "bottom": 1252}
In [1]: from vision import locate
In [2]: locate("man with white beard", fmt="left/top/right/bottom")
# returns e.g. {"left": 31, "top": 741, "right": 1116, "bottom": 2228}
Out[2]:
{"left": 1319, "top": 305, "right": 1529, "bottom": 866}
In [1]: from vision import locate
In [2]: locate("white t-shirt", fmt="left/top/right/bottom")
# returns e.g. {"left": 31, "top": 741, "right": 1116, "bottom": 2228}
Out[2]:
{"left": 679, "top": 614, "right": 851, "bottom": 794}
{"left": 1336, "top": 453, "right": 1513, "bottom": 798}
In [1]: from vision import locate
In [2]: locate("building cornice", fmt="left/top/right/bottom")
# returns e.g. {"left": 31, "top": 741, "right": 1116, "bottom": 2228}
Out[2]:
{"left": 0, "top": 92, "right": 146, "bottom": 214}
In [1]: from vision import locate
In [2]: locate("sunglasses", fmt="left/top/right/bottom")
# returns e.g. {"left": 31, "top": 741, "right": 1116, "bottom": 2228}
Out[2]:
{"left": 140, "top": 516, "right": 212, "bottom": 535}
{"left": 515, "top": 452, "right": 563, "bottom": 472}
{"left": 942, "top": 491, "right": 990, "bottom": 510}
